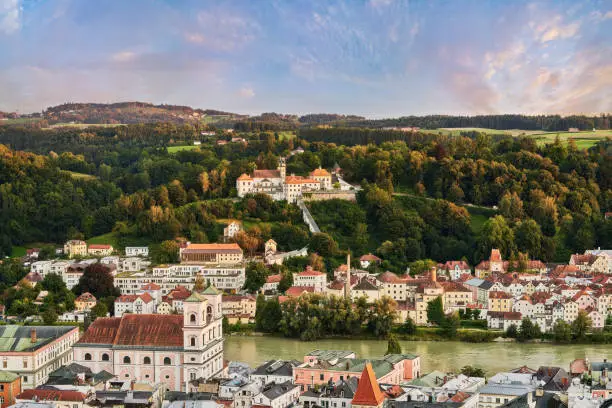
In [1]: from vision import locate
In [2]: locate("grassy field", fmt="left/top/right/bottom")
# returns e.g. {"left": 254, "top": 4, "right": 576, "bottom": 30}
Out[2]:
{"left": 61, "top": 170, "right": 97, "bottom": 180}
{"left": 0, "top": 118, "right": 43, "bottom": 125}
{"left": 10, "top": 246, "right": 26, "bottom": 258}
{"left": 437, "top": 127, "right": 610, "bottom": 149}
{"left": 87, "top": 232, "right": 119, "bottom": 248}
{"left": 49, "top": 123, "right": 123, "bottom": 129}
{"left": 167, "top": 144, "right": 201, "bottom": 153}
{"left": 526, "top": 130, "right": 611, "bottom": 149}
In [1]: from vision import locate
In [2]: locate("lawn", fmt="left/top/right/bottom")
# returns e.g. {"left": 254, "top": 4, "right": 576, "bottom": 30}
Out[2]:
{"left": 167, "top": 144, "right": 201, "bottom": 153}
{"left": 10, "top": 246, "right": 26, "bottom": 258}
{"left": 87, "top": 232, "right": 119, "bottom": 248}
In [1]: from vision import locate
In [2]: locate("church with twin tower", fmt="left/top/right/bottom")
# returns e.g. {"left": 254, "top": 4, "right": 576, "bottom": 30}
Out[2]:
{"left": 73, "top": 284, "right": 224, "bottom": 392}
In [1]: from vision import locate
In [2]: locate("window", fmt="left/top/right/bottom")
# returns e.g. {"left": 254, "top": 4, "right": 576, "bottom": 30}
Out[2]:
{"left": 320, "top": 374, "right": 324, "bottom": 380}
{"left": 102, "top": 353, "right": 110, "bottom": 361}
{"left": 190, "top": 372, "right": 196, "bottom": 380}
{"left": 23, "top": 376, "right": 28, "bottom": 383}
{"left": 123, "top": 356, "right": 131, "bottom": 364}
{"left": 164, "top": 357, "right": 172, "bottom": 365}
{"left": 190, "top": 337, "right": 196, "bottom": 347}
{"left": 84, "top": 353, "right": 92, "bottom": 361}
{"left": 2, "top": 359, "right": 6, "bottom": 368}
{"left": 145, "top": 374, "right": 150, "bottom": 379}
{"left": 23, "top": 359, "right": 28, "bottom": 368}
{"left": 144, "top": 357, "right": 151, "bottom": 364}
{"left": 190, "top": 314, "right": 196, "bottom": 323}
{"left": 165, "top": 375, "right": 170, "bottom": 379}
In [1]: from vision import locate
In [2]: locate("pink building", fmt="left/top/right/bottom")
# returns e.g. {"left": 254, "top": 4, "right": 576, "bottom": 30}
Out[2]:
{"left": 72, "top": 287, "right": 224, "bottom": 392}
{"left": 294, "top": 350, "right": 420, "bottom": 391}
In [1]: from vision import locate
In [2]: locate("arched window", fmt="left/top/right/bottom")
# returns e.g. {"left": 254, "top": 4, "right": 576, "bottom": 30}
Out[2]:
{"left": 123, "top": 356, "right": 131, "bottom": 364}
{"left": 190, "top": 314, "right": 196, "bottom": 323}
{"left": 206, "top": 305, "right": 213, "bottom": 323}
{"left": 143, "top": 357, "right": 151, "bottom": 364}
{"left": 164, "top": 357, "right": 171, "bottom": 365}
{"left": 190, "top": 337, "right": 196, "bottom": 347}
{"left": 84, "top": 353, "right": 92, "bottom": 361}
{"left": 102, "top": 354, "right": 110, "bottom": 361}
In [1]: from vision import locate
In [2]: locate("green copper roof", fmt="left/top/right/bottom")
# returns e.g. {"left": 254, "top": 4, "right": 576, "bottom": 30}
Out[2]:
{"left": 0, "top": 371, "right": 20, "bottom": 382}
{"left": 185, "top": 292, "right": 207, "bottom": 302}
{"left": 202, "top": 285, "right": 220, "bottom": 295}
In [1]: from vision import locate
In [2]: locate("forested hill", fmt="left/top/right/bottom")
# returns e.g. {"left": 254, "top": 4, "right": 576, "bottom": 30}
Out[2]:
{"left": 331, "top": 114, "right": 612, "bottom": 131}
{"left": 41, "top": 102, "right": 247, "bottom": 125}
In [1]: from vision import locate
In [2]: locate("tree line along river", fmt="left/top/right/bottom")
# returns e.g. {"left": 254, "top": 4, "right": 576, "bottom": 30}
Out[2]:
{"left": 224, "top": 336, "right": 610, "bottom": 375}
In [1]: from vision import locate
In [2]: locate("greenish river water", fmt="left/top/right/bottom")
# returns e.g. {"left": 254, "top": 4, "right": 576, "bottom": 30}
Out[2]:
{"left": 225, "top": 336, "right": 610, "bottom": 375}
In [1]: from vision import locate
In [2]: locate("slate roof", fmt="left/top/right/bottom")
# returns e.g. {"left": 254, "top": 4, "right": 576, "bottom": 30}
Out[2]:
{"left": 252, "top": 360, "right": 301, "bottom": 377}
{"left": 0, "top": 325, "right": 76, "bottom": 352}
{"left": 17, "top": 389, "right": 87, "bottom": 402}
{"left": 261, "top": 381, "right": 299, "bottom": 400}
{"left": 499, "top": 391, "right": 567, "bottom": 408}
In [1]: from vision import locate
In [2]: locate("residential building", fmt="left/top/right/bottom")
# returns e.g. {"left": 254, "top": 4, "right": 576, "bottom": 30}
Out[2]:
{"left": 569, "top": 254, "right": 608, "bottom": 273}
{"left": 115, "top": 264, "right": 245, "bottom": 294}
{"left": 88, "top": 245, "right": 114, "bottom": 257}
{"left": 15, "top": 389, "right": 89, "bottom": 408}
{"left": 377, "top": 272, "right": 409, "bottom": 302}
{"left": 73, "top": 287, "right": 224, "bottom": 392}
{"left": 251, "top": 360, "right": 301, "bottom": 386}
{"left": 487, "top": 312, "right": 522, "bottom": 331}
{"left": 294, "top": 350, "right": 420, "bottom": 391}
{"left": 251, "top": 382, "right": 300, "bottom": 408}
{"left": 180, "top": 243, "right": 243, "bottom": 264}
{"left": 74, "top": 292, "right": 96, "bottom": 312}
{"left": 360, "top": 254, "right": 381, "bottom": 269}
{"left": 63, "top": 241, "right": 87, "bottom": 259}
{"left": 0, "top": 372, "right": 21, "bottom": 408}
{"left": 0, "top": 326, "right": 79, "bottom": 389}
{"left": 223, "top": 222, "right": 241, "bottom": 241}
{"left": 488, "top": 292, "right": 513, "bottom": 312}
{"left": 114, "top": 293, "right": 155, "bottom": 317}
{"left": 478, "top": 383, "right": 535, "bottom": 408}
{"left": 221, "top": 295, "right": 256, "bottom": 324}
{"left": 122, "top": 257, "right": 144, "bottom": 272}
{"left": 351, "top": 279, "right": 381, "bottom": 303}
{"left": 125, "top": 247, "right": 149, "bottom": 257}
{"left": 441, "top": 261, "right": 471, "bottom": 281}
{"left": 293, "top": 267, "right": 327, "bottom": 293}
{"left": 441, "top": 282, "right": 472, "bottom": 308}
{"left": 300, "top": 377, "right": 358, "bottom": 408}
{"left": 262, "top": 274, "right": 282, "bottom": 294}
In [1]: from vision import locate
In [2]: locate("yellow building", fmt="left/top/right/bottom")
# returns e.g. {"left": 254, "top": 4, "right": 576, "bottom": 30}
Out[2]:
{"left": 74, "top": 292, "right": 97, "bottom": 312}
{"left": 221, "top": 295, "right": 257, "bottom": 324}
{"left": 63, "top": 240, "right": 87, "bottom": 258}
{"left": 488, "top": 291, "right": 514, "bottom": 312}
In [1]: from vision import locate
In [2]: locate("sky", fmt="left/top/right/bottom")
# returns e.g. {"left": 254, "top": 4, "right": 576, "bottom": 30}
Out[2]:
{"left": 1, "top": 0, "right": 611, "bottom": 117}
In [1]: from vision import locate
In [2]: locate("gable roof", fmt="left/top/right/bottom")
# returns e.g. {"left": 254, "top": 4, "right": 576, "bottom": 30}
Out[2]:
{"left": 77, "top": 314, "right": 184, "bottom": 348}
{"left": 352, "top": 362, "right": 385, "bottom": 406}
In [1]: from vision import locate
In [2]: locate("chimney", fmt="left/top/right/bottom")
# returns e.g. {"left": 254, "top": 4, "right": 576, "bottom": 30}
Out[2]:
{"left": 431, "top": 267, "right": 437, "bottom": 282}
{"left": 30, "top": 328, "right": 37, "bottom": 343}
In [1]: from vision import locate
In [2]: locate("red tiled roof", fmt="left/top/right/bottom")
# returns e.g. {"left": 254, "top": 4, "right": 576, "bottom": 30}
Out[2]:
{"left": 441, "top": 282, "right": 471, "bottom": 292}
{"left": 361, "top": 254, "right": 381, "bottom": 262}
{"left": 89, "top": 244, "right": 112, "bottom": 250}
{"left": 489, "top": 291, "right": 512, "bottom": 299}
{"left": 138, "top": 292, "right": 154, "bottom": 304}
{"left": 17, "top": 389, "right": 87, "bottom": 402}
{"left": 310, "top": 168, "right": 331, "bottom": 177}
{"left": 114, "top": 314, "right": 183, "bottom": 347}
{"left": 76, "top": 292, "right": 96, "bottom": 302}
{"left": 450, "top": 391, "right": 470, "bottom": 403}
{"left": 237, "top": 173, "right": 253, "bottom": 181}
{"left": 78, "top": 317, "right": 122, "bottom": 344}
{"left": 266, "top": 274, "right": 282, "bottom": 284}
{"left": 298, "top": 267, "right": 325, "bottom": 276}
{"left": 253, "top": 169, "right": 281, "bottom": 179}
{"left": 443, "top": 260, "right": 471, "bottom": 270}
{"left": 142, "top": 283, "right": 161, "bottom": 290}
{"left": 490, "top": 249, "right": 502, "bottom": 262}
{"left": 328, "top": 280, "right": 345, "bottom": 290}
{"left": 286, "top": 286, "right": 315, "bottom": 296}
{"left": 116, "top": 295, "right": 138, "bottom": 303}
{"left": 183, "top": 243, "right": 242, "bottom": 254}
{"left": 352, "top": 363, "right": 385, "bottom": 406}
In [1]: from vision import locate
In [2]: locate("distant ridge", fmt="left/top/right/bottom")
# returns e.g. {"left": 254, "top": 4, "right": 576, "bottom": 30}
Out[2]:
{"left": 40, "top": 102, "right": 247, "bottom": 125}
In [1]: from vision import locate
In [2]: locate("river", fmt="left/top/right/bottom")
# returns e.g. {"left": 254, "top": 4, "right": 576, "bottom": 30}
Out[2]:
{"left": 225, "top": 336, "right": 610, "bottom": 375}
